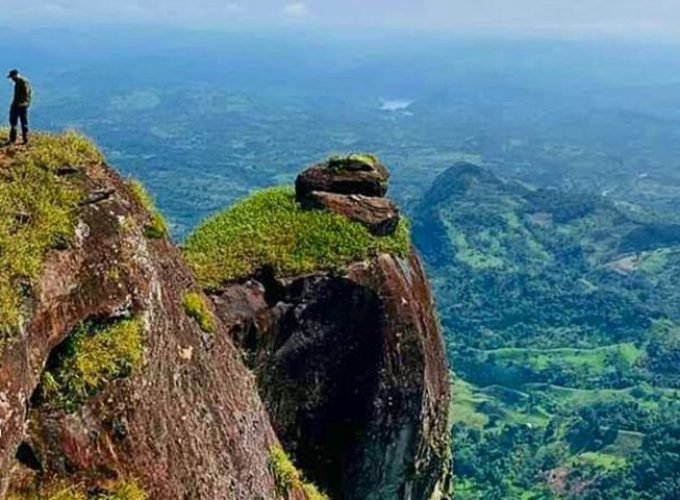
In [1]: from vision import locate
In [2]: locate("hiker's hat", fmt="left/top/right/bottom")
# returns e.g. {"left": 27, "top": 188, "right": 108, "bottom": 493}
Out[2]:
{"left": 6, "top": 69, "right": 18, "bottom": 78}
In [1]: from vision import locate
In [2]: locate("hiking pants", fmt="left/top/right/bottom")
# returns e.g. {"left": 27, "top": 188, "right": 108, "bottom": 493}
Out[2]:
{"left": 9, "top": 105, "right": 29, "bottom": 134}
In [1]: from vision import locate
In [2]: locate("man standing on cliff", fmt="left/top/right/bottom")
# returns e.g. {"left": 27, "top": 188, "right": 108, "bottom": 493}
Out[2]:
{"left": 6, "top": 69, "right": 31, "bottom": 145}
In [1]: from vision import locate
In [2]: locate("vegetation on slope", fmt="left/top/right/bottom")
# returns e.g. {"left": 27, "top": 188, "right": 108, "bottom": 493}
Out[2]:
{"left": 184, "top": 187, "right": 410, "bottom": 287}
{"left": 38, "top": 318, "right": 144, "bottom": 410}
{"left": 8, "top": 479, "right": 147, "bottom": 500}
{"left": 0, "top": 131, "right": 101, "bottom": 340}
{"left": 414, "top": 164, "right": 680, "bottom": 498}
{"left": 127, "top": 179, "right": 169, "bottom": 239}
{"left": 182, "top": 291, "right": 215, "bottom": 334}
{"left": 269, "top": 446, "right": 328, "bottom": 500}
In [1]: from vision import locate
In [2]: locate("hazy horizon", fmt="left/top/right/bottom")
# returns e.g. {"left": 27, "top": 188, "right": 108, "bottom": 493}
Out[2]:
{"left": 2, "top": 0, "right": 680, "bottom": 41}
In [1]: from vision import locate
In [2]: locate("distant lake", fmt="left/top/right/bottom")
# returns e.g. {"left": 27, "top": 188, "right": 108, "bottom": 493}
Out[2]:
{"left": 379, "top": 99, "right": 414, "bottom": 111}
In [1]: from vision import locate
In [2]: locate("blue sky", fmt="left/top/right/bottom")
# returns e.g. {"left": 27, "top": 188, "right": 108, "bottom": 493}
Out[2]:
{"left": 2, "top": 1, "right": 680, "bottom": 39}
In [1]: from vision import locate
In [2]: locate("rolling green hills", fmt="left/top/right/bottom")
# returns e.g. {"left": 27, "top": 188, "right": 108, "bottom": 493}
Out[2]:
{"left": 413, "top": 164, "right": 680, "bottom": 499}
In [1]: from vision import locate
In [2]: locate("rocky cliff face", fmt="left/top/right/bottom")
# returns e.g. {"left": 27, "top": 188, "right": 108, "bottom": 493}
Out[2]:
{"left": 203, "top": 156, "right": 452, "bottom": 500}
{"left": 0, "top": 138, "right": 450, "bottom": 500}
{"left": 0, "top": 135, "right": 289, "bottom": 499}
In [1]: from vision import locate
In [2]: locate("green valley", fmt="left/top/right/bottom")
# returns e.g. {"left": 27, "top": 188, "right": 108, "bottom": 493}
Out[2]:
{"left": 413, "top": 164, "right": 680, "bottom": 499}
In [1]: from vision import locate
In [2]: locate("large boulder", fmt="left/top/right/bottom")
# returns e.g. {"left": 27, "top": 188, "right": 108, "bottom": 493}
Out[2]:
{"left": 211, "top": 251, "right": 452, "bottom": 500}
{"left": 295, "top": 154, "right": 390, "bottom": 202}
{"left": 193, "top": 156, "right": 452, "bottom": 500}
{"left": 302, "top": 191, "right": 401, "bottom": 236}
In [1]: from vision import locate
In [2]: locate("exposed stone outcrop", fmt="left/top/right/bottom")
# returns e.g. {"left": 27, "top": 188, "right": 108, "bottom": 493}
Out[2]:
{"left": 1, "top": 142, "right": 451, "bottom": 500}
{"left": 207, "top": 157, "right": 452, "bottom": 500}
{"left": 0, "top": 145, "right": 291, "bottom": 499}
{"left": 296, "top": 154, "right": 402, "bottom": 239}
{"left": 302, "top": 191, "right": 400, "bottom": 236}
{"left": 295, "top": 155, "right": 390, "bottom": 201}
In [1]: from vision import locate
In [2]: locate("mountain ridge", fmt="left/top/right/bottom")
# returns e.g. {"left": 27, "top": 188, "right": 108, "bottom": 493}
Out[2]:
{"left": 413, "top": 162, "right": 680, "bottom": 499}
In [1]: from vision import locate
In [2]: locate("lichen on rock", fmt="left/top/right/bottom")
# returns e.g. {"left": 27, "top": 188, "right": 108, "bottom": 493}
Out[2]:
{"left": 327, "top": 153, "right": 380, "bottom": 171}
{"left": 204, "top": 156, "right": 452, "bottom": 500}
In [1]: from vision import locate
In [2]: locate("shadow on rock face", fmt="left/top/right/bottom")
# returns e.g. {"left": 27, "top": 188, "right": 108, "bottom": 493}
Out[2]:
{"left": 266, "top": 276, "right": 384, "bottom": 495}
{"left": 213, "top": 253, "right": 452, "bottom": 500}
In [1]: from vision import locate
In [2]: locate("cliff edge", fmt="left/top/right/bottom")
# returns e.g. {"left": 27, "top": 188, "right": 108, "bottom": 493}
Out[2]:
{"left": 0, "top": 133, "right": 306, "bottom": 499}
{"left": 0, "top": 136, "right": 450, "bottom": 500}
{"left": 185, "top": 154, "right": 452, "bottom": 500}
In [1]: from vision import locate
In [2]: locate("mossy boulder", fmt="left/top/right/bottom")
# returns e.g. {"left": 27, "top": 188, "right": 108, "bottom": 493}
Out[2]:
{"left": 302, "top": 191, "right": 401, "bottom": 236}
{"left": 295, "top": 154, "right": 390, "bottom": 202}
{"left": 198, "top": 159, "right": 450, "bottom": 500}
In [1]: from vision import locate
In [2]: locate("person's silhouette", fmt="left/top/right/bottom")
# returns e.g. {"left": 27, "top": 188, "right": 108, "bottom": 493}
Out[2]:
{"left": 7, "top": 69, "right": 31, "bottom": 145}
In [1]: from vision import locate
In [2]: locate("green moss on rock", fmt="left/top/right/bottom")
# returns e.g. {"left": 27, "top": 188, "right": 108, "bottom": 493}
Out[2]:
{"left": 184, "top": 187, "right": 410, "bottom": 288}
{"left": 39, "top": 318, "right": 144, "bottom": 410}
{"left": 95, "top": 480, "right": 148, "bottom": 500}
{"left": 8, "top": 479, "right": 146, "bottom": 500}
{"left": 327, "top": 153, "right": 379, "bottom": 170}
{"left": 182, "top": 291, "right": 216, "bottom": 334}
{"left": 269, "top": 446, "right": 328, "bottom": 500}
{"left": 301, "top": 483, "right": 329, "bottom": 500}
{"left": 127, "top": 180, "right": 168, "bottom": 239}
{"left": 8, "top": 484, "right": 86, "bottom": 500}
{"left": 0, "top": 131, "right": 101, "bottom": 339}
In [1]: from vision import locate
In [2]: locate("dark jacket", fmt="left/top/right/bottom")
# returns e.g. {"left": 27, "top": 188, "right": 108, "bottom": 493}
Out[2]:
{"left": 12, "top": 76, "right": 31, "bottom": 108}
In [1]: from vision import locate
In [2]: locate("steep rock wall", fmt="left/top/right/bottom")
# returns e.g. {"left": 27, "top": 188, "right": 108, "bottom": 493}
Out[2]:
{"left": 205, "top": 156, "right": 452, "bottom": 500}
{"left": 0, "top": 142, "right": 288, "bottom": 499}
{"left": 212, "top": 252, "right": 452, "bottom": 500}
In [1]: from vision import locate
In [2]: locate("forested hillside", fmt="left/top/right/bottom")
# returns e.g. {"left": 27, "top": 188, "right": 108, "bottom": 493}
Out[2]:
{"left": 413, "top": 164, "right": 680, "bottom": 499}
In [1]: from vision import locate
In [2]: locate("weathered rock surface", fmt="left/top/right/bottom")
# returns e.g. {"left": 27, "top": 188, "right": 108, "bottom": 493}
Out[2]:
{"left": 204, "top": 157, "right": 451, "bottom": 500}
{"left": 0, "top": 158, "right": 288, "bottom": 498}
{"left": 295, "top": 157, "right": 390, "bottom": 202}
{"left": 302, "top": 191, "right": 401, "bottom": 236}
{"left": 1, "top": 144, "right": 451, "bottom": 500}
{"left": 211, "top": 251, "right": 452, "bottom": 500}
{"left": 295, "top": 155, "right": 404, "bottom": 239}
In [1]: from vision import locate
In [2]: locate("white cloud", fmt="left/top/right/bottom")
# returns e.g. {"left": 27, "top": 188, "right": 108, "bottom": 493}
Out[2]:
{"left": 282, "top": 2, "right": 309, "bottom": 18}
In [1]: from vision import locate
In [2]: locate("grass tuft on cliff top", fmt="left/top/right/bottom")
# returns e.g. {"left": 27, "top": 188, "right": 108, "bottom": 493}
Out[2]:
{"left": 39, "top": 318, "right": 144, "bottom": 410}
{"left": 184, "top": 187, "right": 410, "bottom": 288}
{"left": 127, "top": 179, "right": 169, "bottom": 239}
{"left": 0, "top": 130, "right": 102, "bottom": 339}
{"left": 269, "top": 446, "right": 329, "bottom": 500}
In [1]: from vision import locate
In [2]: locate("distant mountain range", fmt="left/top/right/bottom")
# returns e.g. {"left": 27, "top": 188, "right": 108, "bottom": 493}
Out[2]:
{"left": 413, "top": 163, "right": 680, "bottom": 499}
